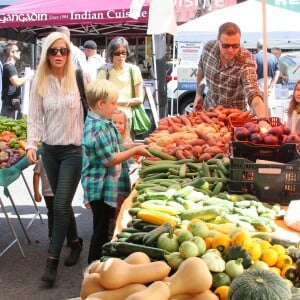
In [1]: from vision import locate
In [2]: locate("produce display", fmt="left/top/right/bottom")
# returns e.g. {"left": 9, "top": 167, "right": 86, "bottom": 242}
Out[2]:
{"left": 234, "top": 121, "right": 300, "bottom": 145}
{"left": 77, "top": 108, "right": 300, "bottom": 299}
{"left": 144, "top": 106, "right": 251, "bottom": 161}
{"left": 0, "top": 116, "right": 27, "bottom": 168}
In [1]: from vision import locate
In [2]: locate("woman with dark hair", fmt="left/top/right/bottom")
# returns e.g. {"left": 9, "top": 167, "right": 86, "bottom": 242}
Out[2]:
{"left": 26, "top": 31, "right": 91, "bottom": 287}
{"left": 97, "top": 36, "right": 143, "bottom": 128}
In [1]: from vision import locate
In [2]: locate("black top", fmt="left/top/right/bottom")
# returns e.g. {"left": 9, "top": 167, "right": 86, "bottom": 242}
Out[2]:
{"left": 2, "top": 62, "right": 21, "bottom": 100}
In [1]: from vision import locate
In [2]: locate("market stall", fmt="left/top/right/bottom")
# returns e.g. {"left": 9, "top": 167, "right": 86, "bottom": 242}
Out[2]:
{"left": 0, "top": 117, "right": 43, "bottom": 257}
{"left": 81, "top": 108, "right": 300, "bottom": 300}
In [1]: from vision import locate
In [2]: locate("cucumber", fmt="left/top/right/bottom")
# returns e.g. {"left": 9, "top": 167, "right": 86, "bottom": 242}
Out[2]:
{"left": 114, "top": 242, "right": 169, "bottom": 260}
{"left": 217, "top": 160, "right": 230, "bottom": 175}
{"left": 139, "top": 164, "right": 180, "bottom": 178}
{"left": 148, "top": 148, "right": 178, "bottom": 161}
{"left": 126, "top": 232, "right": 148, "bottom": 244}
{"left": 142, "top": 173, "right": 170, "bottom": 181}
{"left": 213, "top": 181, "right": 224, "bottom": 195}
{"left": 142, "top": 224, "right": 160, "bottom": 232}
{"left": 142, "top": 222, "right": 173, "bottom": 246}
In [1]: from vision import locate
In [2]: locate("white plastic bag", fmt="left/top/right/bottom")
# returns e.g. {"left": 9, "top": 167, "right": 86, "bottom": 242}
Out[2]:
{"left": 284, "top": 200, "right": 300, "bottom": 231}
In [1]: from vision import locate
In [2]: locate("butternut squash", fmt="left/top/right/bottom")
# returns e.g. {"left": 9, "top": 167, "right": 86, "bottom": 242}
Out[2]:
{"left": 85, "top": 283, "right": 146, "bottom": 300}
{"left": 88, "top": 252, "right": 151, "bottom": 275}
{"left": 164, "top": 257, "right": 213, "bottom": 297}
{"left": 170, "top": 290, "right": 218, "bottom": 300}
{"left": 124, "top": 251, "right": 151, "bottom": 264}
{"left": 99, "top": 258, "right": 171, "bottom": 289}
{"left": 80, "top": 273, "right": 104, "bottom": 300}
{"left": 125, "top": 281, "right": 170, "bottom": 300}
{"left": 81, "top": 253, "right": 152, "bottom": 299}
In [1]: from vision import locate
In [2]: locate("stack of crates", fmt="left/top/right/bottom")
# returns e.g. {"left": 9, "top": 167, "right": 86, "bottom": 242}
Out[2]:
{"left": 228, "top": 141, "right": 300, "bottom": 205}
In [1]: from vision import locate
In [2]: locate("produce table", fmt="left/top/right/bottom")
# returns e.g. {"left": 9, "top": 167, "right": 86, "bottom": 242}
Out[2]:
{"left": 114, "top": 191, "right": 300, "bottom": 244}
{"left": 0, "top": 156, "right": 43, "bottom": 257}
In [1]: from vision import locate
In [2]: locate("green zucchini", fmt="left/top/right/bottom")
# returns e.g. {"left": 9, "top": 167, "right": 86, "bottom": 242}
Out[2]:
{"left": 148, "top": 148, "right": 178, "bottom": 161}
{"left": 180, "top": 205, "right": 222, "bottom": 221}
{"left": 213, "top": 181, "right": 224, "bottom": 195}
{"left": 201, "top": 162, "right": 211, "bottom": 177}
{"left": 114, "top": 242, "right": 169, "bottom": 260}
{"left": 142, "top": 222, "right": 173, "bottom": 246}
{"left": 139, "top": 164, "right": 180, "bottom": 177}
{"left": 142, "top": 224, "right": 160, "bottom": 231}
{"left": 126, "top": 232, "right": 148, "bottom": 244}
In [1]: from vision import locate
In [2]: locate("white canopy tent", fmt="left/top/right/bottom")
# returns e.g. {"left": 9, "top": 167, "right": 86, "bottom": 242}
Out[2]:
{"left": 176, "top": 0, "right": 300, "bottom": 44}
{"left": 174, "top": 0, "right": 300, "bottom": 111}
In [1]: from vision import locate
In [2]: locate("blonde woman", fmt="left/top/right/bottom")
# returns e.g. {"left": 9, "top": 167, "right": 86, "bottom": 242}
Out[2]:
{"left": 26, "top": 31, "right": 91, "bottom": 287}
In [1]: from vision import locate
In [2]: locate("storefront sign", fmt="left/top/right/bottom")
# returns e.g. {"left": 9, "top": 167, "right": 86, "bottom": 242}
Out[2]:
{"left": 174, "top": 0, "right": 237, "bottom": 23}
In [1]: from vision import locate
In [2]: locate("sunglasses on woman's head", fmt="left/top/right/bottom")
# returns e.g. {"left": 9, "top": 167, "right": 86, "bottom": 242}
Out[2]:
{"left": 47, "top": 48, "right": 70, "bottom": 56}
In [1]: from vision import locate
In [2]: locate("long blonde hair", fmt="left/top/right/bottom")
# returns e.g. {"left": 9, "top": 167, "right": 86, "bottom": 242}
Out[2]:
{"left": 33, "top": 31, "right": 76, "bottom": 98}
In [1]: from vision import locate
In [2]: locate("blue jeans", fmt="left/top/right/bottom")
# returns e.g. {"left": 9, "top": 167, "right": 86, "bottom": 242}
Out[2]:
{"left": 41, "top": 143, "right": 82, "bottom": 258}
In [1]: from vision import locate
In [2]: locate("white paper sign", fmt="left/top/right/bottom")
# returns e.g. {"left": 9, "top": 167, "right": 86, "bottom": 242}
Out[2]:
{"left": 147, "top": 0, "right": 178, "bottom": 35}
{"left": 129, "top": 0, "right": 145, "bottom": 20}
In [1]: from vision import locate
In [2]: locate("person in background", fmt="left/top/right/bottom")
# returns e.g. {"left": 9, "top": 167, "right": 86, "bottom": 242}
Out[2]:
{"left": 81, "top": 79, "right": 152, "bottom": 264}
{"left": 33, "top": 157, "right": 54, "bottom": 241}
{"left": 271, "top": 47, "right": 289, "bottom": 84}
{"left": 112, "top": 109, "right": 135, "bottom": 149}
{"left": 287, "top": 80, "right": 300, "bottom": 134}
{"left": 83, "top": 40, "right": 105, "bottom": 80}
{"left": 97, "top": 36, "right": 144, "bottom": 129}
{"left": 254, "top": 40, "right": 280, "bottom": 94}
{"left": 55, "top": 26, "right": 87, "bottom": 71}
{"left": 1, "top": 42, "right": 33, "bottom": 119}
{"left": 26, "top": 31, "right": 91, "bottom": 287}
{"left": 193, "top": 22, "right": 271, "bottom": 130}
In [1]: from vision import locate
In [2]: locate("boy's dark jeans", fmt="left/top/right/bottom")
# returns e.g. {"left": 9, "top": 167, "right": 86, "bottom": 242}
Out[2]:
{"left": 41, "top": 144, "right": 82, "bottom": 258}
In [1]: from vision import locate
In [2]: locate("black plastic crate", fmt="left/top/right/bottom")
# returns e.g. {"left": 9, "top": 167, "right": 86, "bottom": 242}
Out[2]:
{"left": 228, "top": 158, "right": 300, "bottom": 204}
{"left": 230, "top": 141, "right": 300, "bottom": 163}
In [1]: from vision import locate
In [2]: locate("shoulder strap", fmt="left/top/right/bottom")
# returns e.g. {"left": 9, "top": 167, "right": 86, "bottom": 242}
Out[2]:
{"left": 129, "top": 66, "right": 135, "bottom": 98}
{"left": 76, "top": 69, "right": 88, "bottom": 120}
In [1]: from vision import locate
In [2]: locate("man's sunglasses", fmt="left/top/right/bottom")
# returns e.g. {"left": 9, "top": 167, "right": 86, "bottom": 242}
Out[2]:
{"left": 220, "top": 42, "right": 240, "bottom": 49}
{"left": 47, "top": 48, "right": 70, "bottom": 56}
{"left": 113, "top": 51, "right": 128, "bottom": 56}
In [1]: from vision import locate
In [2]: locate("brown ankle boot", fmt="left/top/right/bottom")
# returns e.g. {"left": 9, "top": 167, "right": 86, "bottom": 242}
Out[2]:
{"left": 41, "top": 257, "right": 59, "bottom": 286}
{"left": 64, "top": 237, "right": 83, "bottom": 266}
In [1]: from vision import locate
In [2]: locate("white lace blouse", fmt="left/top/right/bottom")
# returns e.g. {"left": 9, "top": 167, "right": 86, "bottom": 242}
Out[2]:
{"left": 26, "top": 73, "right": 90, "bottom": 150}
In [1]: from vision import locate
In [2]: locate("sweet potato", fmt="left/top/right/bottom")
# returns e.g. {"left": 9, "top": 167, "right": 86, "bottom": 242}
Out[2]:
{"left": 203, "top": 146, "right": 223, "bottom": 155}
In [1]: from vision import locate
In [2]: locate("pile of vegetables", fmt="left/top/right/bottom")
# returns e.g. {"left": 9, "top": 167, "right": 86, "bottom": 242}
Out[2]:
{"left": 234, "top": 121, "right": 300, "bottom": 145}
{"left": 0, "top": 116, "right": 27, "bottom": 168}
{"left": 143, "top": 106, "right": 252, "bottom": 161}
{"left": 80, "top": 254, "right": 217, "bottom": 300}
{"left": 94, "top": 146, "right": 300, "bottom": 299}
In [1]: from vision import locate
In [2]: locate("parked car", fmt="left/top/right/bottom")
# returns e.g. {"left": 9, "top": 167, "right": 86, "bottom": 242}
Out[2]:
{"left": 167, "top": 63, "right": 207, "bottom": 115}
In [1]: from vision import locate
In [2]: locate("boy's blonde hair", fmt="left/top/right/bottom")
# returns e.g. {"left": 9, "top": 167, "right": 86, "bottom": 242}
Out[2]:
{"left": 86, "top": 79, "right": 119, "bottom": 109}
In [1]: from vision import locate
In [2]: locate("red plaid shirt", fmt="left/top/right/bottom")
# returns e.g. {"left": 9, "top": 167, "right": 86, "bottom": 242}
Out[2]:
{"left": 199, "top": 40, "right": 262, "bottom": 110}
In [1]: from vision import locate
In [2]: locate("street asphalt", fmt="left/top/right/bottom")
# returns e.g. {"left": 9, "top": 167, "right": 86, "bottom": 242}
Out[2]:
{"left": 0, "top": 164, "right": 92, "bottom": 300}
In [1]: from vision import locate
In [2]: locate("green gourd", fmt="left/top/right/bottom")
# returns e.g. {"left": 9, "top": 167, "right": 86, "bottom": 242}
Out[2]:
{"left": 228, "top": 269, "right": 292, "bottom": 300}
{"left": 224, "top": 245, "right": 252, "bottom": 268}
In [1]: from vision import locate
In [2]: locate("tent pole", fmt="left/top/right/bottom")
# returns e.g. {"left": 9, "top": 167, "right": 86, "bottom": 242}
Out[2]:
{"left": 262, "top": 0, "right": 269, "bottom": 116}
{"left": 151, "top": 34, "right": 160, "bottom": 117}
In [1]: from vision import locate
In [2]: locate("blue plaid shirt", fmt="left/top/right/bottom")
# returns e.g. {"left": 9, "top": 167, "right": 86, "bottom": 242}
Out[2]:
{"left": 81, "top": 111, "right": 131, "bottom": 207}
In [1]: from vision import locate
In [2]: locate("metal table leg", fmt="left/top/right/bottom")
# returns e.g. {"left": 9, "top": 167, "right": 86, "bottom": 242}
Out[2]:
{"left": 0, "top": 196, "right": 25, "bottom": 257}
{"left": 6, "top": 189, "right": 31, "bottom": 244}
